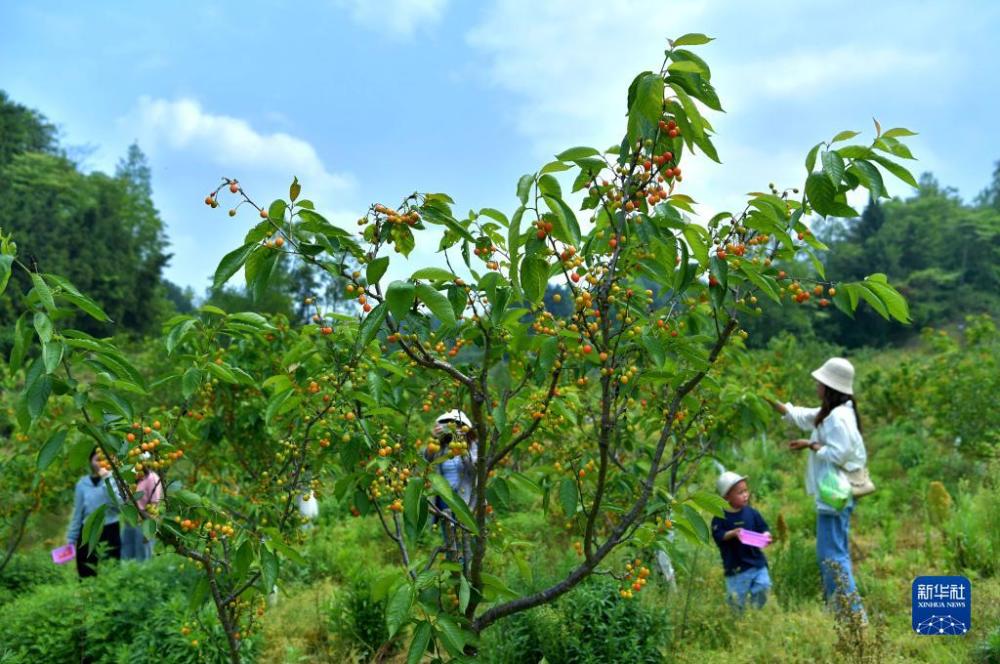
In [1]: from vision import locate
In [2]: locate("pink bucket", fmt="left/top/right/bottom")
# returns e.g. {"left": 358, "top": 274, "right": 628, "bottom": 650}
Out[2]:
{"left": 737, "top": 529, "right": 772, "bottom": 548}
{"left": 52, "top": 543, "right": 76, "bottom": 564}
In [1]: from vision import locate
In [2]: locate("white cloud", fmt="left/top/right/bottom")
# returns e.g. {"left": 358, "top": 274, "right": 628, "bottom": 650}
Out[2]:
{"left": 731, "top": 46, "right": 940, "bottom": 100}
{"left": 465, "top": 1, "right": 937, "bottom": 220}
{"left": 124, "top": 96, "right": 354, "bottom": 202}
{"left": 337, "top": 0, "right": 448, "bottom": 37}
{"left": 118, "top": 97, "right": 360, "bottom": 291}
{"left": 467, "top": 0, "right": 710, "bottom": 157}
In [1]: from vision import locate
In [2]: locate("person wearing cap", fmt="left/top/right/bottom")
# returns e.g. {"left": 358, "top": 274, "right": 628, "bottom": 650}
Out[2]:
{"left": 711, "top": 471, "right": 772, "bottom": 611}
{"left": 427, "top": 410, "right": 478, "bottom": 507}
{"left": 120, "top": 460, "right": 163, "bottom": 561}
{"left": 767, "top": 357, "right": 867, "bottom": 615}
{"left": 426, "top": 410, "right": 478, "bottom": 564}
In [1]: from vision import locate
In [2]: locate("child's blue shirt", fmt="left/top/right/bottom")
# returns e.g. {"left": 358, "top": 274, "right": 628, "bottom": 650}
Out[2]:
{"left": 711, "top": 505, "right": 770, "bottom": 576}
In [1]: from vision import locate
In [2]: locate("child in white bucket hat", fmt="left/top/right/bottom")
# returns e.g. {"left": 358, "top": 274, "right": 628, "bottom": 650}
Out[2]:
{"left": 767, "top": 357, "right": 868, "bottom": 618}
{"left": 711, "top": 471, "right": 772, "bottom": 612}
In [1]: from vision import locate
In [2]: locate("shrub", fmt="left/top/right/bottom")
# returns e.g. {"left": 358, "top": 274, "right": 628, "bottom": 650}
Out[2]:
{"left": 0, "top": 551, "right": 72, "bottom": 602}
{"left": 484, "top": 575, "right": 668, "bottom": 664}
{"left": 770, "top": 533, "right": 823, "bottom": 608}
{"left": 973, "top": 626, "right": 1000, "bottom": 664}
{"left": 0, "top": 555, "right": 257, "bottom": 663}
{"left": 329, "top": 576, "right": 391, "bottom": 659}
{"left": 948, "top": 481, "right": 1000, "bottom": 577}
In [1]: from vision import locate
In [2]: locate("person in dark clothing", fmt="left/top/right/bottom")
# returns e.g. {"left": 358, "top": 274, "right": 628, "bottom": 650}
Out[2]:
{"left": 66, "top": 448, "right": 123, "bottom": 577}
{"left": 711, "top": 471, "right": 772, "bottom": 611}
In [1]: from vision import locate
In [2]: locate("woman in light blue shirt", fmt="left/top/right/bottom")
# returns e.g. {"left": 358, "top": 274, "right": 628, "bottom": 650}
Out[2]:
{"left": 66, "top": 448, "right": 123, "bottom": 577}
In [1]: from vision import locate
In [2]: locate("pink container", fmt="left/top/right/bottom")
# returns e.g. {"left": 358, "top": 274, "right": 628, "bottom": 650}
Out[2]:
{"left": 52, "top": 543, "right": 76, "bottom": 564}
{"left": 737, "top": 529, "right": 772, "bottom": 548}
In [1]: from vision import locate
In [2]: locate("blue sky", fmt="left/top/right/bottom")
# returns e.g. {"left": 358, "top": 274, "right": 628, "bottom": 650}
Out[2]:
{"left": 2, "top": 1, "right": 998, "bottom": 292}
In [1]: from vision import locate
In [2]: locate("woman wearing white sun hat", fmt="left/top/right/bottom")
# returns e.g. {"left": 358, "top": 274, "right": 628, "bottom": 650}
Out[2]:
{"left": 767, "top": 357, "right": 868, "bottom": 617}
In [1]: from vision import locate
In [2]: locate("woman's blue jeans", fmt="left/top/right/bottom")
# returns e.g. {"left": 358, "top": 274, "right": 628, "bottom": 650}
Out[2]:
{"left": 816, "top": 503, "right": 864, "bottom": 616}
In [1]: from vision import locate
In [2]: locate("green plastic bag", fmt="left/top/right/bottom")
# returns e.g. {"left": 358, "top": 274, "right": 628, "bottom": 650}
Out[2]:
{"left": 818, "top": 468, "right": 851, "bottom": 511}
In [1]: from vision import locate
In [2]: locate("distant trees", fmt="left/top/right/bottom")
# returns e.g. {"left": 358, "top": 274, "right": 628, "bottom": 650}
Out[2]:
{"left": 746, "top": 165, "right": 1000, "bottom": 348}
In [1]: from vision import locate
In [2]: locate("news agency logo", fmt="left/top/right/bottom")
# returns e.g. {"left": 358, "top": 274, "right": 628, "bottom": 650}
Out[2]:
{"left": 912, "top": 576, "right": 971, "bottom": 635}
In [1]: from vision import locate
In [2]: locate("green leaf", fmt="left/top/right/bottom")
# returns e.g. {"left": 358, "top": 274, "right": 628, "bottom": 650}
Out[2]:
{"left": 691, "top": 131, "right": 721, "bottom": 164}
{"left": 851, "top": 160, "right": 886, "bottom": 199}
{"left": 459, "top": 574, "right": 471, "bottom": 612}
{"left": 805, "top": 143, "right": 822, "bottom": 174}
{"left": 265, "top": 388, "right": 295, "bottom": 425}
{"left": 386, "top": 583, "right": 414, "bottom": 638}
{"left": 407, "top": 621, "right": 432, "bottom": 664}
{"left": 199, "top": 304, "right": 227, "bottom": 316}
{"left": 478, "top": 208, "right": 509, "bottom": 227}
{"left": 261, "top": 547, "right": 279, "bottom": 592}
{"left": 509, "top": 206, "right": 524, "bottom": 293}
{"left": 627, "top": 72, "right": 665, "bottom": 146}
{"left": 82, "top": 504, "right": 108, "bottom": 552}
{"left": 863, "top": 276, "right": 910, "bottom": 323}
{"left": 516, "top": 174, "right": 534, "bottom": 205}
{"left": 435, "top": 615, "right": 467, "bottom": 657}
{"left": 182, "top": 367, "right": 203, "bottom": 399}
{"left": 268, "top": 199, "right": 287, "bottom": 221}
{"left": 805, "top": 172, "right": 837, "bottom": 216}
{"left": 26, "top": 374, "right": 52, "bottom": 422}
{"left": 539, "top": 160, "right": 573, "bottom": 174}
{"left": 357, "top": 302, "right": 388, "bottom": 349}
{"left": 10, "top": 314, "right": 29, "bottom": 373}
{"left": 30, "top": 273, "right": 55, "bottom": 312}
{"left": 667, "top": 60, "right": 706, "bottom": 74}
{"left": 42, "top": 341, "right": 64, "bottom": 374}
{"left": 187, "top": 577, "right": 209, "bottom": 614}
{"left": 415, "top": 284, "right": 456, "bottom": 325}
{"left": 213, "top": 242, "right": 258, "bottom": 290}
{"left": 33, "top": 311, "right": 53, "bottom": 344}
{"left": 386, "top": 281, "right": 415, "bottom": 320}
{"left": 428, "top": 474, "right": 478, "bottom": 535}
{"left": 679, "top": 504, "right": 710, "bottom": 544}
{"left": 555, "top": 146, "right": 600, "bottom": 161}
{"left": 520, "top": 256, "right": 548, "bottom": 305}
{"left": 37, "top": 429, "right": 67, "bottom": 471}
{"left": 559, "top": 477, "right": 577, "bottom": 517}
{"left": 245, "top": 248, "right": 279, "bottom": 302}
{"left": 542, "top": 195, "right": 582, "bottom": 246}
{"left": 171, "top": 489, "right": 204, "bottom": 507}
{"left": 686, "top": 490, "right": 729, "bottom": 518}
{"left": 821, "top": 150, "right": 845, "bottom": 186}
{"left": 855, "top": 283, "right": 890, "bottom": 319}
{"left": 403, "top": 478, "right": 426, "bottom": 543}
{"left": 268, "top": 538, "right": 307, "bottom": 566}
{"left": 882, "top": 127, "right": 918, "bottom": 138}
{"left": 481, "top": 572, "right": 518, "bottom": 598}
{"left": 411, "top": 267, "right": 456, "bottom": 282}
{"left": 366, "top": 256, "right": 389, "bottom": 285}
{"left": 831, "top": 130, "right": 860, "bottom": 143}
{"left": 739, "top": 264, "right": 780, "bottom": 303}
{"left": 206, "top": 362, "right": 238, "bottom": 384}
{"left": 669, "top": 84, "right": 705, "bottom": 139}
{"left": 672, "top": 32, "right": 714, "bottom": 46}
{"left": 289, "top": 177, "right": 301, "bottom": 202}
{"left": 0, "top": 254, "right": 12, "bottom": 295}
{"left": 537, "top": 174, "right": 561, "bottom": 199}
{"left": 869, "top": 155, "right": 918, "bottom": 188}
{"left": 682, "top": 224, "right": 709, "bottom": 266}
